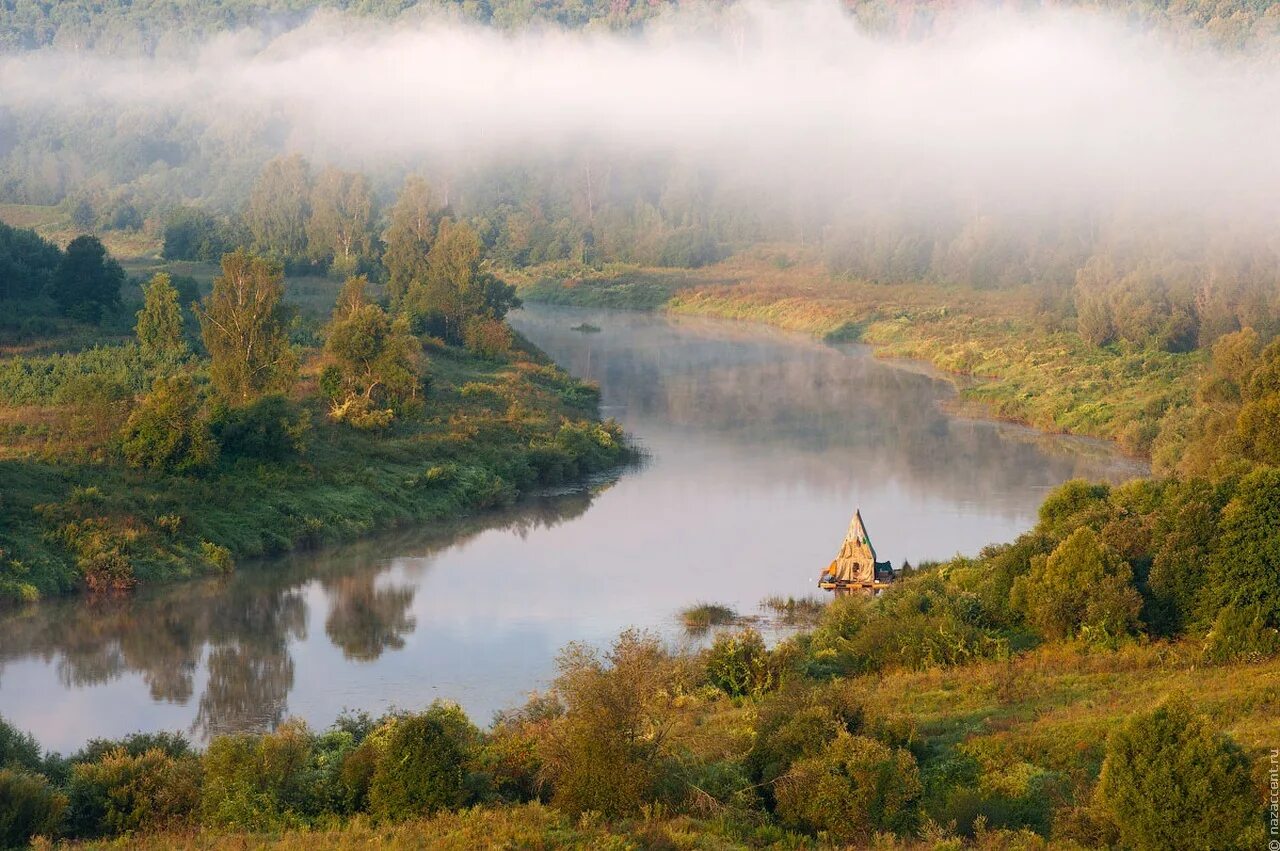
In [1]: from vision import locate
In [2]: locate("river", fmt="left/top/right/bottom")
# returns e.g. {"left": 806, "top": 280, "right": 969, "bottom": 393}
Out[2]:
{"left": 0, "top": 304, "right": 1145, "bottom": 752}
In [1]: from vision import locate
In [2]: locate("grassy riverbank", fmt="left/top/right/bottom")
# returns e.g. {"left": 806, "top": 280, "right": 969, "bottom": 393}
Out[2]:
{"left": 0, "top": 340, "right": 626, "bottom": 605}
{"left": 0, "top": 239, "right": 628, "bottom": 605}
{"left": 511, "top": 248, "right": 1204, "bottom": 456}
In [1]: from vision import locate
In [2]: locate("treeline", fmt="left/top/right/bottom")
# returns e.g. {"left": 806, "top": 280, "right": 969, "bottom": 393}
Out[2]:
{"left": 0, "top": 224, "right": 125, "bottom": 323}
{"left": 823, "top": 211, "right": 1280, "bottom": 353}
{"left": 156, "top": 154, "right": 730, "bottom": 276}
{"left": 0, "top": 0, "right": 672, "bottom": 53}
{"left": 4, "top": 0, "right": 1276, "bottom": 54}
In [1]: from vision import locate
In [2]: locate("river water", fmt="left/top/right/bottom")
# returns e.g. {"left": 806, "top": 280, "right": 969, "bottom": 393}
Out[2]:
{"left": 0, "top": 305, "right": 1145, "bottom": 752}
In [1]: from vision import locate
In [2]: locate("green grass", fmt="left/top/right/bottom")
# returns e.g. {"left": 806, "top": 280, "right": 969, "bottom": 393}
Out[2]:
{"left": 0, "top": 339, "right": 629, "bottom": 605}
{"left": 680, "top": 602, "right": 739, "bottom": 633}
{"left": 760, "top": 595, "right": 826, "bottom": 627}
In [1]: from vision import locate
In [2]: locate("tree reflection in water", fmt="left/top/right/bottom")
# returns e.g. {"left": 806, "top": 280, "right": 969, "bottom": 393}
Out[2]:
{"left": 0, "top": 486, "right": 602, "bottom": 742}
{"left": 323, "top": 575, "right": 417, "bottom": 662}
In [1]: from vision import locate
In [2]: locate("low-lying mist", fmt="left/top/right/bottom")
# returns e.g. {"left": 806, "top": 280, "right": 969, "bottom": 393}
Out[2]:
{"left": 3, "top": 0, "right": 1279, "bottom": 223}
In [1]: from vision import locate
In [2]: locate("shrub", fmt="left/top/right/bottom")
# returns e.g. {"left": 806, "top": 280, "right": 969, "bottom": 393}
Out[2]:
{"left": 551, "top": 419, "right": 624, "bottom": 474}
{"left": 70, "top": 731, "right": 191, "bottom": 766}
{"left": 57, "top": 518, "right": 137, "bottom": 593}
{"left": 0, "top": 717, "right": 42, "bottom": 773}
{"left": 66, "top": 747, "right": 201, "bottom": 837}
{"left": 0, "top": 769, "right": 66, "bottom": 849}
{"left": 211, "top": 395, "right": 310, "bottom": 462}
{"left": 1011, "top": 528, "right": 1142, "bottom": 644}
{"left": 119, "top": 375, "right": 218, "bottom": 475}
{"left": 368, "top": 703, "right": 479, "bottom": 820}
{"left": 1095, "top": 701, "right": 1256, "bottom": 850}
{"left": 774, "top": 732, "right": 922, "bottom": 844}
{"left": 705, "top": 628, "right": 778, "bottom": 698}
{"left": 462, "top": 317, "right": 513, "bottom": 359}
{"left": 541, "top": 630, "right": 678, "bottom": 817}
{"left": 200, "top": 720, "right": 314, "bottom": 830}
{"left": 805, "top": 573, "right": 1010, "bottom": 676}
{"left": 200, "top": 541, "right": 234, "bottom": 574}
{"left": 744, "top": 682, "right": 865, "bottom": 794}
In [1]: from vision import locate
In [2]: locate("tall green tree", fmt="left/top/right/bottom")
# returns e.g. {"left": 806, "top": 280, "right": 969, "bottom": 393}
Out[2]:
{"left": 51, "top": 235, "right": 124, "bottom": 322}
{"left": 0, "top": 221, "right": 61, "bottom": 301}
{"left": 404, "top": 219, "right": 518, "bottom": 342}
{"left": 382, "top": 176, "right": 434, "bottom": 307}
{"left": 1205, "top": 466, "right": 1280, "bottom": 623}
{"left": 306, "top": 167, "right": 377, "bottom": 276}
{"left": 135, "top": 273, "right": 187, "bottom": 359}
{"left": 196, "top": 250, "right": 297, "bottom": 403}
{"left": 245, "top": 155, "right": 312, "bottom": 260}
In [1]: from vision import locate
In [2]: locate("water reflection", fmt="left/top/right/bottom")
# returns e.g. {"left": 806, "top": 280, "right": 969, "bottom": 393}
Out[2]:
{"left": 0, "top": 306, "right": 1143, "bottom": 752}
{"left": 0, "top": 489, "right": 602, "bottom": 748}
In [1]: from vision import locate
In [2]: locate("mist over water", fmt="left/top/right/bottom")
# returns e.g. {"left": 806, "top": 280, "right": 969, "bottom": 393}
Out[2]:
{"left": 3, "top": 0, "right": 1279, "bottom": 220}
{"left": 0, "top": 305, "right": 1142, "bottom": 752}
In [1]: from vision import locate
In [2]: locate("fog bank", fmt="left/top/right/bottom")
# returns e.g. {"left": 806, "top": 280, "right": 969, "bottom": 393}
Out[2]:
{"left": 3, "top": 1, "right": 1278, "bottom": 218}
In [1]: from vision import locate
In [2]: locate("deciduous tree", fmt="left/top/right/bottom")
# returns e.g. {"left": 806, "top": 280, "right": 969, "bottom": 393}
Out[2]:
{"left": 51, "top": 235, "right": 124, "bottom": 322}
{"left": 245, "top": 155, "right": 312, "bottom": 260}
{"left": 196, "top": 250, "right": 297, "bottom": 403}
{"left": 323, "top": 276, "right": 422, "bottom": 428}
{"left": 383, "top": 175, "right": 434, "bottom": 307}
{"left": 1010, "top": 527, "right": 1142, "bottom": 643}
{"left": 306, "top": 167, "right": 377, "bottom": 276}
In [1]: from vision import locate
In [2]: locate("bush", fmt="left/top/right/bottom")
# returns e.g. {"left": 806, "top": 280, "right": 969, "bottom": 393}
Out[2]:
{"left": 119, "top": 375, "right": 218, "bottom": 475}
{"left": 368, "top": 704, "right": 479, "bottom": 820}
{"left": 541, "top": 630, "right": 678, "bottom": 817}
{"left": 462, "top": 317, "right": 513, "bottom": 359}
{"left": 1010, "top": 528, "right": 1142, "bottom": 644}
{"left": 745, "top": 685, "right": 860, "bottom": 807}
{"left": 0, "top": 717, "right": 43, "bottom": 774}
{"left": 774, "top": 732, "right": 922, "bottom": 844}
{"left": 705, "top": 628, "right": 777, "bottom": 698}
{"left": 66, "top": 747, "right": 201, "bottom": 837}
{"left": 1096, "top": 701, "right": 1256, "bottom": 850}
{"left": 200, "top": 541, "right": 234, "bottom": 574}
{"left": 70, "top": 731, "right": 191, "bottom": 767}
{"left": 0, "top": 769, "right": 66, "bottom": 848}
{"left": 211, "top": 395, "right": 310, "bottom": 463}
{"left": 200, "top": 720, "right": 314, "bottom": 830}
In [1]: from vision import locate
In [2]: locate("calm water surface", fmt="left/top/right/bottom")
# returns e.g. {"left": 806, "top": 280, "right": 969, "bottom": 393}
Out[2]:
{"left": 0, "top": 305, "right": 1145, "bottom": 751}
